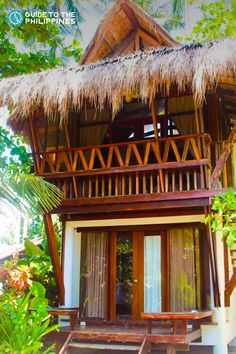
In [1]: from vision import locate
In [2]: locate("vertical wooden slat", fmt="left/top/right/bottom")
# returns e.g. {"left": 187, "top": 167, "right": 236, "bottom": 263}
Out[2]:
{"left": 187, "top": 171, "right": 190, "bottom": 191}
{"left": 172, "top": 170, "right": 175, "bottom": 192}
{"left": 88, "top": 177, "right": 92, "bottom": 198}
{"left": 28, "top": 114, "right": 40, "bottom": 173}
{"left": 142, "top": 172, "right": 146, "bottom": 194}
{"left": 200, "top": 166, "right": 205, "bottom": 189}
{"left": 194, "top": 170, "right": 197, "bottom": 190}
{"left": 129, "top": 174, "right": 132, "bottom": 195}
{"left": 157, "top": 173, "right": 160, "bottom": 193}
{"left": 151, "top": 99, "right": 159, "bottom": 139}
{"left": 121, "top": 174, "right": 125, "bottom": 195}
{"left": 63, "top": 180, "right": 67, "bottom": 199}
{"left": 82, "top": 178, "right": 85, "bottom": 198}
{"left": 102, "top": 176, "right": 105, "bottom": 197}
{"left": 115, "top": 175, "right": 119, "bottom": 196}
{"left": 165, "top": 170, "right": 168, "bottom": 192}
{"left": 95, "top": 175, "right": 99, "bottom": 197}
{"left": 136, "top": 171, "right": 139, "bottom": 195}
{"left": 150, "top": 172, "right": 153, "bottom": 194}
{"left": 179, "top": 171, "right": 183, "bottom": 192}
{"left": 108, "top": 175, "right": 112, "bottom": 196}
{"left": 64, "top": 122, "right": 78, "bottom": 198}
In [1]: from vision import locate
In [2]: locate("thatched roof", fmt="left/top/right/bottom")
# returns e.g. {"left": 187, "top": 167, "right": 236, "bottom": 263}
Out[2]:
{"left": 81, "top": 0, "right": 178, "bottom": 64}
{"left": 1, "top": 37, "right": 236, "bottom": 130}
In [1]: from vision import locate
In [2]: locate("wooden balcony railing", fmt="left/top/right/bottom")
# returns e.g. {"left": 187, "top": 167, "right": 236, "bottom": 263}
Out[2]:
{"left": 212, "top": 140, "right": 236, "bottom": 189}
{"left": 35, "top": 134, "right": 211, "bottom": 200}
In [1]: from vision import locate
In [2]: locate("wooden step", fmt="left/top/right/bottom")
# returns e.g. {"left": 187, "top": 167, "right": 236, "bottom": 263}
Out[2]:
{"left": 67, "top": 341, "right": 140, "bottom": 351}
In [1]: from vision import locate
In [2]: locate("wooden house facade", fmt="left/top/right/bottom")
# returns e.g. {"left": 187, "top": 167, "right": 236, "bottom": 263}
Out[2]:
{"left": 1, "top": 1, "right": 236, "bottom": 353}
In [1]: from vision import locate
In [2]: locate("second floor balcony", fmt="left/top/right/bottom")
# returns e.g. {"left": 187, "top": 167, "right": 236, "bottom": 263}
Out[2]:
{"left": 34, "top": 134, "right": 218, "bottom": 206}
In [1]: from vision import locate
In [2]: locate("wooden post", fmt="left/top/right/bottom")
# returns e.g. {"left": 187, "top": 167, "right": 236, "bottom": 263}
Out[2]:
{"left": 211, "top": 125, "right": 236, "bottom": 187}
{"left": 28, "top": 114, "right": 41, "bottom": 173}
{"left": 44, "top": 214, "right": 65, "bottom": 305}
{"left": 151, "top": 99, "right": 159, "bottom": 139}
{"left": 151, "top": 99, "right": 164, "bottom": 192}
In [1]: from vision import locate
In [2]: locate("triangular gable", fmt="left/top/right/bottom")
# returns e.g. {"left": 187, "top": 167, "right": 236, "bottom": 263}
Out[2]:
{"left": 81, "top": 0, "right": 179, "bottom": 64}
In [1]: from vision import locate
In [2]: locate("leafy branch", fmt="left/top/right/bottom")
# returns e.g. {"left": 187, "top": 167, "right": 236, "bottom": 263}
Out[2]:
{"left": 206, "top": 188, "right": 236, "bottom": 247}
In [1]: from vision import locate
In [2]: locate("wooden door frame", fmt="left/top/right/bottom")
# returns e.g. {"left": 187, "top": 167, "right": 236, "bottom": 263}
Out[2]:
{"left": 107, "top": 229, "right": 168, "bottom": 320}
{"left": 143, "top": 230, "right": 168, "bottom": 312}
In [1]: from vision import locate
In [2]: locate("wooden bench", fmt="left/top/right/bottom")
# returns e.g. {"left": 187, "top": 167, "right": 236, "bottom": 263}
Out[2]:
{"left": 141, "top": 311, "right": 213, "bottom": 335}
{"left": 47, "top": 308, "right": 79, "bottom": 330}
{"left": 29, "top": 307, "right": 79, "bottom": 330}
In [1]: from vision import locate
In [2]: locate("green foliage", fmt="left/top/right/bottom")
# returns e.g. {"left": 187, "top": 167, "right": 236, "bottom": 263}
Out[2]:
{"left": 25, "top": 238, "right": 45, "bottom": 256}
{"left": 205, "top": 188, "right": 236, "bottom": 247}
{"left": 1, "top": 172, "right": 63, "bottom": 214}
{"left": 0, "top": 127, "right": 63, "bottom": 217}
{"left": 18, "top": 234, "right": 61, "bottom": 306}
{"left": 0, "top": 0, "right": 84, "bottom": 78}
{"left": 0, "top": 127, "right": 32, "bottom": 175}
{"left": 0, "top": 282, "right": 58, "bottom": 353}
{"left": 184, "top": 0, "right": 236, "bottom": 43}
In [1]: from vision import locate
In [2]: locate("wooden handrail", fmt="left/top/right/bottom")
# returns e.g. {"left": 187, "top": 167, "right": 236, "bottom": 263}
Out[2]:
{"left": 34, "top": 133, "right": 212, "bottom": 155}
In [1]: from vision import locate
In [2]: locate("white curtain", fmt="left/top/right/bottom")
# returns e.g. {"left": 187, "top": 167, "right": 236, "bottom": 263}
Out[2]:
{"left": 169, "top": 228, "right": 196, "bottom": 311}
{"left": 144, "top": 236, "right": 162, "bottom": 312}
{"left": 80, "top": 231, "right": 107, "bottom": 318}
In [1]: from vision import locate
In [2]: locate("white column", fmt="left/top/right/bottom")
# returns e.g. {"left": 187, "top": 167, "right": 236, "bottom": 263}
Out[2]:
{"left": 212, "top": 230, "right": 227, "bottom": 354}
{"left": 63, "top": 223, "right": 81, "bottom": 307}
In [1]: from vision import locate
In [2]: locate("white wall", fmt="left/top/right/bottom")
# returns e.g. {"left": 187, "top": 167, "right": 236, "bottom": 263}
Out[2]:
{"left": 63, "top": 225, "right": 81, "bottom": 307}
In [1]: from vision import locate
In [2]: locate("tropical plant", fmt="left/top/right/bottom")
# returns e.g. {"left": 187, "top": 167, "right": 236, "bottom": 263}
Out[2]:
{"left": 206, "top": 188, "right": 236, "bottom": 247}
{"left": 0, "top": 127, "right": 63, "bottom": 215}
{"left": 0, "top": 279, "right": 58, "bottom": 353}
{"left": 184, "top": 0, "right": 236, "bottom": 42}
{"left": 17, "top": 236, "right": 61, "bottom": 306}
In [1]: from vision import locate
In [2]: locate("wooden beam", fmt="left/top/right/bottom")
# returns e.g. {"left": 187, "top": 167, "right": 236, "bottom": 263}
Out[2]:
{"left": 225, "top": 268, "right": 236, "bottom": 306}
{"left": 103, "top": 37, "right": 115, "bottom": 52}
{"left": 44, "top": 214, "right": 65, "bottom": 305}
{"left": 121, "top": 2, "right": 139, "bottom": 29}
{"left": 211, "top": 125, "right": 236, "bottom": 187}
{"left": 137, "top": 28, "right": 162, "bottom": 48}
{"left": 135, "top": 32, "right": 140, "bottom": 51}
{"left": 114, "top": 30, "right": 136, "bottom": 56}
{"left": 54, "top": 198, "right": 210, "bottom": 215}
{"left": 41, "top": 159, "right": 209, "bottom": 179}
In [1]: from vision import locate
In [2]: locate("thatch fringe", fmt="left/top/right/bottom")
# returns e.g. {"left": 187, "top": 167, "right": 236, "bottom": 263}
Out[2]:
{"left": 0, "top": 37, "right": 236, "bottom": 127}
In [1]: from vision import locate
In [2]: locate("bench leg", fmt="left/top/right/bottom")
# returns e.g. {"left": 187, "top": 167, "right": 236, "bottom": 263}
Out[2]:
{"left": 167, "top": 344, "right": 176, "bottom": 354}
{"left": 147, "top": 319, "right": 152, "bottom": 334}
{"left": 70, "top": 314, "right": 77, "bottom": 330}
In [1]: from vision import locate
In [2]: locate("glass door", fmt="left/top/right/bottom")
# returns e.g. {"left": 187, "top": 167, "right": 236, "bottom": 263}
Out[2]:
{"left": 144, "top": 235, "right": 162, "bottom": 312}
{"left": 108, "top": 231, "right": 164, "bottom": 320}
{"left": 116, "top": 234, "right": 133, "bottom": 319}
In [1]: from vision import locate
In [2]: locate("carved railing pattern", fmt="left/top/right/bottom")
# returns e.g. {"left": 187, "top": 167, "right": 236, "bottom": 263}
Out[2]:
{"left": 35, "top": 134, "right": 211, "bottom": 199}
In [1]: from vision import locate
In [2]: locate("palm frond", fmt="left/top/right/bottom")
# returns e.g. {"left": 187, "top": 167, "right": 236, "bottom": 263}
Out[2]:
{"left": 0, "top": 173, "right": 63, "bottom": 215}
